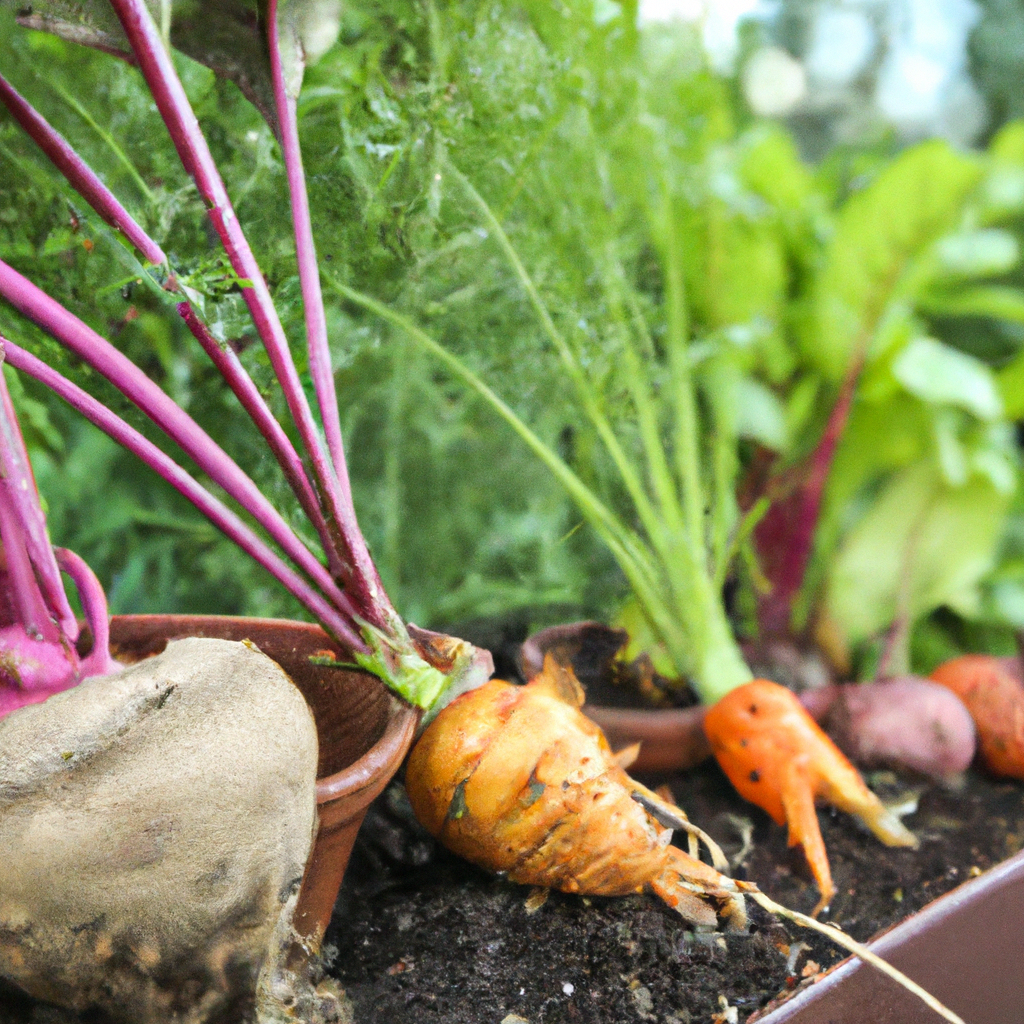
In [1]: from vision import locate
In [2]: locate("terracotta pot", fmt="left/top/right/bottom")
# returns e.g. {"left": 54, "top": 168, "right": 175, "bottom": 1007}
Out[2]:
{"left": 107, "top": 614, "right": 420, "bottom": 948}
{"left": 756, "top": 846, "right": 1024, "bottom": 1023}
{"left": 520, "top": 621, "right": 711, "bottom": 773}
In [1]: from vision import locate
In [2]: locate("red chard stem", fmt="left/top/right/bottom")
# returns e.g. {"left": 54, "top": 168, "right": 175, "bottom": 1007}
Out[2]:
{"left": 754, "top": 357, "right": 864, "bottom": 638}
{"left": 0, "top": 70, "right": 166, "bottom": 266}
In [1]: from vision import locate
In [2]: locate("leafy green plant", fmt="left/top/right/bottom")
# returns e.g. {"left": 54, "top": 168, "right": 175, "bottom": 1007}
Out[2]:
{"left": 315, "top": 2, "right": 1024, "bottom": 689}
{"left": 5, "top": 0, "right": 1024, "bottom": 693}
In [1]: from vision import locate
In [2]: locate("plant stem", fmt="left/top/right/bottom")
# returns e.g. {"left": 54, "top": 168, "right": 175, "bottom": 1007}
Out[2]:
{"left": 0, "top": 260, "right": 351, "bottom": 619}
{"left": 329, "top": 279, "right": 686, "bottom": 659}
{"left": 0, "top": 71, "right": 165, "bottom": 265}
{"left": 449, "top": 164, "right": 671, "bottom": 569}
{"left": 176, "top": 303, "right": 353, "bottom": 605}
{"left": 43, "top": 75, "right": 158, "bottom": 209}
{"left": 54, "top": 546, "right": 119, "bottom": 675}
{"left": 1, "top": 337, "right": 365, "bottom": 652}
{"left": 0, "top": 494, "right": 56, "bottom": 642}
{"left": 266, "top": 0, "right": 347, "bottom": 486}
{"left": 596, "top": 237, "right": 687, "bottom": 549}
{"left": 0, "top": 362, "right": 74, "bottom": 640}
{"left": 755, "top": 356, "right": 863, "bottom": 637}
{"left": 108, "top": 0, "right": 392, "bottom": 628}
{"left": 657, "top": 180, "right": 705, "bottom": 564}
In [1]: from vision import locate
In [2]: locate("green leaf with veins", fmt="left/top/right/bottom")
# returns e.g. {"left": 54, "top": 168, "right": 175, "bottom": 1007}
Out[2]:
{"left": 826, "top": 460, "right": 1012, "bottom": 647}
{"left": 808, "top": 141, "right": 983, "bottom": 381}
{"left": 892, "top": 337, "right": 1003, "bottom": 421}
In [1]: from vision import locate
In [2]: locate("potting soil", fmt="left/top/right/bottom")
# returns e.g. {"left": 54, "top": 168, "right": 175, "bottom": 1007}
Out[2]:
{"left": 326, "top": 763, "right": 1024, "bottom": 1024}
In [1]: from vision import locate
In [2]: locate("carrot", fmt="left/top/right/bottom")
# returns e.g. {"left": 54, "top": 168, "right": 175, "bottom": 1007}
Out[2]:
{"left": 704, "top": 680, "right": 917, "bottom": 915}
{"left": 406, "top": 655, "right": 747, "bottom": 930}
{"left": 930, "top": 654, "right": 1024, "bottom": 778}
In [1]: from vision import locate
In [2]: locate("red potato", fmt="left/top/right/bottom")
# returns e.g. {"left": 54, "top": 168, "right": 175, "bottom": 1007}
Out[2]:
{"left": 705, "top": 680, "right": 917, "bottom": 915}
{"left": 822, "top": 677, "right": 977, "bottom": 783}
{"left": 930, "top": 655, "right": 1024, "bottom": 779}
{"left": 406, "top": 656, "right": 746, "bottom": 930}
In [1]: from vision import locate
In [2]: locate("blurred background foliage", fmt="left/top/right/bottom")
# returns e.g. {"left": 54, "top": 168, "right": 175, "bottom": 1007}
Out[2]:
{"left": 3, "top": 0, "right": 1024, "bottom": 676}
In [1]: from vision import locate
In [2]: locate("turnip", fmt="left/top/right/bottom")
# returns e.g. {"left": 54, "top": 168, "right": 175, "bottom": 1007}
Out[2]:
{"left": 931, "top": 655, "right": 1024, "bottom": 778}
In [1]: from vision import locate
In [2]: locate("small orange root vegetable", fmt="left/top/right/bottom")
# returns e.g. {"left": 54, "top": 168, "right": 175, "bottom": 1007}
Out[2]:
{"left": 406, "top": 656, "right": 746, "bottom": 930}
{"left": 930, "top": 654, "right": 1024, "bottom": 778}
{"left": 704, "top": 680, "right": 917, "bottom": 915}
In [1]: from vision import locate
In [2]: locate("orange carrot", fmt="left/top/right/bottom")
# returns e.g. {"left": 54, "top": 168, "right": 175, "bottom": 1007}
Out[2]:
{"left": 930, "top": 654, "right": 1024, "bottom": 778}
{"left": 704, "top": 680, "right": 917, "bottom": 915}
{"left": 406, "top": 656, "right": 746, "bottom": 930}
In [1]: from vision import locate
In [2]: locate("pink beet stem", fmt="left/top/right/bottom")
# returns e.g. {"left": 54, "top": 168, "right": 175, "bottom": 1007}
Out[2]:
{"left": 0, "top": 259, "right": 352, "bottom": 618}
{"left": 0, "top": 70, "right": 166, "bottom": 266}
{"left": 54, "top": 546, "right": 119, "bottom": 676}
{"left": 0, "top": 364, "right": 75, "bottom": 641}
{"left": 2, "top": 338, "right": 366, "bottom": 652}
{"left": 0, "top": 490, "right": 58, "bottom": 643}
{"left": 176, "top": 302, "right": 351, "bottom": 589}
{"left": 266, "top": 0, "right": 347, "bottom": 494}
{"left": 108, "top": 0, "right": 393, "bottom": 628}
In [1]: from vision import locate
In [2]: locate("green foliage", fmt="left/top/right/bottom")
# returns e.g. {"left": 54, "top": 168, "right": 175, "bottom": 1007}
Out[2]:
{"left": 826, "top": 461, "right": 1011, "bottom": 646}
{"left": 806, "top": 141, "right": 983, "bottom": 382}
{"left": 802, "top": 129, "right": 1024, "bottom": 661}
{"left": 3, "top": 0, "right": 1024, "bottom": 689}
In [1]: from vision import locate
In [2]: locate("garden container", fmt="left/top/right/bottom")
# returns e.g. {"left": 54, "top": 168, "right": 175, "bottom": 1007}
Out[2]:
{"left": 756, "top": 846, "right": 1024, "bottom": 1023}
{"left": 106, "top": 614, "right": 420, "bottom": 947}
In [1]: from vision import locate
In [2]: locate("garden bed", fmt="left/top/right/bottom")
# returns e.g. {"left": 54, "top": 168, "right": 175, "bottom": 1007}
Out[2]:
{"left": 327, "top": 762, "right": 1024, "bottom": 1024}
{"left": 0, "top": 735, "right": 1020, "bottom": 1024}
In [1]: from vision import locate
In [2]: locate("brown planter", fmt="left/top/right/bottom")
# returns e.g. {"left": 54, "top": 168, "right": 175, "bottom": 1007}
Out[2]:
{"left": 582, "top": 703, "right": 710, "bottom": 773}
{"left": 520, "top": 621, "right": 710, "bottom": 772}
{"left": 756, "top": 846, "right": 1024, "bottom": 1023}
{"left": 107, "top": 614, "right": 420, "bottom": 948}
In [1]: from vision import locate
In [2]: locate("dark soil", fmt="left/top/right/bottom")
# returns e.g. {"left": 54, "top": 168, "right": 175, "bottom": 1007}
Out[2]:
{"left": 327, "top": 762, "right": 1024, "bottom": 1024}
{"left": 2, "top": 759, "right": 1022, "bottom": 1024}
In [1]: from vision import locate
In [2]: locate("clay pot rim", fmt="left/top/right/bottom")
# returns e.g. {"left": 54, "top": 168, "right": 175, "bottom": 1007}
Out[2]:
{"left": 315, "top": 698, "right": 417, "bottom": 802}
{"left": 106, "top": 614, "right": 420, "bottom": 804}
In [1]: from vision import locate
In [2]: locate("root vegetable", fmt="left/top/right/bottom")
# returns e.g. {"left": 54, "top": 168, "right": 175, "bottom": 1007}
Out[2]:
{"left": 823, "top": 677, "right": 976, "bottom": 783}
{"left": 930, "top": 655, "right": 1024, "bottom": 778}
{"left": 406, "top": 656, "right": 746, "bottom": 930}
{"left": 704, "top": 680, "right": 917, "bottom": 915}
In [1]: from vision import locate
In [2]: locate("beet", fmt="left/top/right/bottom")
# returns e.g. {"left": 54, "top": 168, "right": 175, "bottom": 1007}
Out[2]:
{"left": 823, "top": 677, "right": 976, "bottom": 783}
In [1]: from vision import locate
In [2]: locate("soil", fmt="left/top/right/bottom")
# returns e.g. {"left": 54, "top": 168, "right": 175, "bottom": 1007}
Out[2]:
{"left": 326, "top": 762, "right": 1024, "bottom": 1024}
{"left": 2, "top": 753, "right": 1022, "bottom": 1024}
